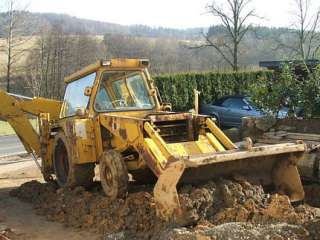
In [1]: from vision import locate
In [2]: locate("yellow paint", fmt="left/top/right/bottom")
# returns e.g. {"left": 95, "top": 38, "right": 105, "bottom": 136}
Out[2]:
{"left": 144, "top": 138, "right": 167, "bottom": 168}
{"left": 0, "top": 90, "right": 41, "bottom": 155}
{"left": 196, "top": 135, "right": 216, "bottom": 153}
{"left": 168, "top": 138, "right": 216, "bottom": 157}
{"left": 73, "top": 119, "right": 97, "bottom": 164}
{"left": 206, "top": 118, "right": 237, "bottom": 150}
{"left": 64, "top": 59, "right": 149, "bottom": 83}
{"left": 206, "top": 133, "right": 225, "bottom": 152}
{"left": 144, "top": 122, "right": 172, "bottom": 159}
{"left": 20, "top": 98, "right": 62, "bottom": 120}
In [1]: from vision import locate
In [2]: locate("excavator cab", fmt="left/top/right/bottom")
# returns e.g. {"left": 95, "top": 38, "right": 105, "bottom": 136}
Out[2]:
{"left": 0, "top": 59, "right": 307, "bottom": 223}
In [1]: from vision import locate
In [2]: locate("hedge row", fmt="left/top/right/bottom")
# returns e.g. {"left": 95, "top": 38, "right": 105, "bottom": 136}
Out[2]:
{"left": 154, "top": 70, "right": 274, "bottom": 111}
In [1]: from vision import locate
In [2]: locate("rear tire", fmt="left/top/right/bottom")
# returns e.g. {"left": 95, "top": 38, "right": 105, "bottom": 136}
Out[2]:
{"left": 53, "top": 132, "right": 94, "bottom": 188}
{"left": 99, "top": 150, "right": 128, "bottom": 199}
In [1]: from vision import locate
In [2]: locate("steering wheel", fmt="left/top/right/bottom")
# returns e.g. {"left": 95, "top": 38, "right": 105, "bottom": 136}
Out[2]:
{"left": 112, "top": 99, "right": 126, "bottom": 107}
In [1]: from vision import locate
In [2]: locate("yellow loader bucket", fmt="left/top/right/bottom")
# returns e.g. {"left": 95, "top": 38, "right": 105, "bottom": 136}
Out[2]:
{"left": 143, "top": 118, "right": 306, "bottom": 221}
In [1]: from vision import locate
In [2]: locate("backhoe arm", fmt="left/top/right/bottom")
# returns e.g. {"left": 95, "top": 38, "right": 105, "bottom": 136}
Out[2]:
{"left": 0, "top": 90, "right": 62, "bottom": 156}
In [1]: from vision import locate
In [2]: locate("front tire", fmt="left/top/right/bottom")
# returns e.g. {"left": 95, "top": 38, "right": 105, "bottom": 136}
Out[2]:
{"left": 99, "top": 150, "right": 128, "bottom": 200}
{"left": 53, "top": 132, "right": 94, "bottom": 188}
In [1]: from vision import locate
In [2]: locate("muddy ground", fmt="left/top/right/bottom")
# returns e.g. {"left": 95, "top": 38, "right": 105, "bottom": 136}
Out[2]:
{"left": 0, "top": 155, "right": 99, "bottom": 240}
{"left": 2, "top": 155, "right": 320, "bottom": 240}
{"left": 9, "top": 177, "right": 320, "bottom": 240}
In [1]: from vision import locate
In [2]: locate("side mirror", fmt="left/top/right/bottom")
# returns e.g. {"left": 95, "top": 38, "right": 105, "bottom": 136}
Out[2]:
{"left": 242, "top": 105, "right": 251, "bottom": 111}
{"left": 75, "top": 108, "right": 86, "bottom": 116}
{"left": 84, "top": 87, "right": 92, "bottom": 96}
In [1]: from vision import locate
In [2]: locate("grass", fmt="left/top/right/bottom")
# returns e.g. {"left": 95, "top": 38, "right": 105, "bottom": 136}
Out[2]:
{"left": 0, "top": 120, "right": 38, "bottom": 136}
{"left": 0, "top": 121, "right": 16, "bottom": 136}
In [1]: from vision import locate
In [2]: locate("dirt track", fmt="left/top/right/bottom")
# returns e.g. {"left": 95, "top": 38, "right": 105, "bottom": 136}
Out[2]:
{"left": 0, "top": 155, "right": 99, "bottom": 240}
{"left": 2, "top": 155, "right": 320, "bottom": 240}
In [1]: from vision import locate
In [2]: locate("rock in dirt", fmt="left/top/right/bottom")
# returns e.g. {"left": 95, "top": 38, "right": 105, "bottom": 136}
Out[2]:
{"left": 0, "top": 227, "right": 24, "bottom": 240}
{"left": 160, "top": 222, "right": 310, "bottom": 240}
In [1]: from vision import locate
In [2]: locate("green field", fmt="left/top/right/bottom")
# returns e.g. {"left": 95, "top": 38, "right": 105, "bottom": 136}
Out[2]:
{"left": 0, "top": 121, "right": 16, "bottom": 135}
{"left": 0, "top": 120, "right": 38, "bottom": 136}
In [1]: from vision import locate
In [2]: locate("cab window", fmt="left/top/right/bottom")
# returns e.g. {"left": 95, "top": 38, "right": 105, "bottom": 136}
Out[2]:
{"left": 95, "top": 87, "right": 114, "bottom": 111}
{"left": 61, "top": 72, "right": 96, "bottom": 118}
{"left": 94, "top": 71, "right": 155, "bottom": 111}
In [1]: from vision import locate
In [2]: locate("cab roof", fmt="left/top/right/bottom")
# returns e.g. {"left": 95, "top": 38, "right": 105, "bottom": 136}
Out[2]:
{"left": 64, "top": 59, "right": 149, "bottom": 83}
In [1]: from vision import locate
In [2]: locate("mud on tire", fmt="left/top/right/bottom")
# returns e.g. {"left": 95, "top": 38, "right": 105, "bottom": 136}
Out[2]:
{"left": 99, "top": 150, "right": 128, "bottom": 199}
{"left": 53, "top": 132, "right": 94, "bottom": 188}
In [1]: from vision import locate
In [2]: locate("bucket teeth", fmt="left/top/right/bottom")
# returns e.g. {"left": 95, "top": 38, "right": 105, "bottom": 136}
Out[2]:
{"left": 154, "top": 160, "right": 185, "bottom": 221}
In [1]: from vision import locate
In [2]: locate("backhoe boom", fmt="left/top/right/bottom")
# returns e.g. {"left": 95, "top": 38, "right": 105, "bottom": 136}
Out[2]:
{"left": 0, "top": 90, "right": 62, "bottom": 156}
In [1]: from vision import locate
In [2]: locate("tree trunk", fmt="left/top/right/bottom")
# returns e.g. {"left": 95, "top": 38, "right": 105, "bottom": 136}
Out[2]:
{"left": 233, "top": 43, "right": 239, "bottom": 72}
{"left": 6, "top": 1, "right": 14, "bottom": 93}
{"left": 6, "top": 59, "right": 11, "bottom": 92}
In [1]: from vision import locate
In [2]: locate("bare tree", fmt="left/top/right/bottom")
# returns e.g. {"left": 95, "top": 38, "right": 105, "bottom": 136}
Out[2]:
{"left": 1, "top": 0, "right": 31, "bottom": 92}
{"left": 276, "top": 0, "right": 320, "bottom": 62}
{"left": 192, "top": 0, "right": 256, "bottom": 71}
{"left": 25, "top": 24, "right": 103, "bottom": 99}
{"left": 294, "top": 0, "right": 320, "bottom": 61}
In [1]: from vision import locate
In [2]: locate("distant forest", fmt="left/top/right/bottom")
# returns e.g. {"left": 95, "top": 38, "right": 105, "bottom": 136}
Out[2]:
{"left": 0, "top": 12, "right": 305, "bottom": 72}
{"left": 0, "top": 12, "right": 204, "bottom": 39}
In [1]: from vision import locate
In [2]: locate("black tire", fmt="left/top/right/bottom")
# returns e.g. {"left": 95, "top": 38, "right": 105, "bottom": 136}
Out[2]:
{"left": 53, "top": 132, "right": 95, "bottom": 188}
{"left": 99, "top": 150, "right": 128, "bottom": 199}
{"left": 131, "top": 168, "right": 157, "bottom": 185}
{"left": 313, "top": 151, "right": 320, "bottom": 179}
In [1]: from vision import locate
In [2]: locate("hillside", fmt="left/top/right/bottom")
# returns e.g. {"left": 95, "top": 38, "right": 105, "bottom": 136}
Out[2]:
{"left": 0, "top": 12, "right": 204, "bottom": 40}
{"left": 0, "top": 11, "right": 314, "bottom": 96}
{"left": 0, "top": 11, "right": 295, "bottom": 42}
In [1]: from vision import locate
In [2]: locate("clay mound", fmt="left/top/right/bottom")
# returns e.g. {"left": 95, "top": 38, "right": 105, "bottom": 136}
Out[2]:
{"left": 10, "top": 181, "right": 164, "bottom": 239}
{"left": 179, "top": 179, "right": 320, "bottom": 226}
{"left": 10, "top": 179, "right": 320, "bottom": 239}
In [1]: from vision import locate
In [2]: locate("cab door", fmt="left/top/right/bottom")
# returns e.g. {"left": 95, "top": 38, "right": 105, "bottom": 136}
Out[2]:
{"left": 59, "top": 72, "right": 98, "bottom": 164}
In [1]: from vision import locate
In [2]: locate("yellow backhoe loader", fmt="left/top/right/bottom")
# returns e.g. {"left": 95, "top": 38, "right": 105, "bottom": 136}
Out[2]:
{"left": 0, "top": 59, "right": 307, "bottom": 222}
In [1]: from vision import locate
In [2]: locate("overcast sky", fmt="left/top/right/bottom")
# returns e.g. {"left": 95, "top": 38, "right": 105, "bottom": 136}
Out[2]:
{"left": 6, "top": 0, "right": 320, "bottom": 29}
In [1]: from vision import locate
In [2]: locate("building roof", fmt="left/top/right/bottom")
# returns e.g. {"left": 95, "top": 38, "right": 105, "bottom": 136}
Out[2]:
{"left": 259, "top": 59, "right": 320, "bottom": 71}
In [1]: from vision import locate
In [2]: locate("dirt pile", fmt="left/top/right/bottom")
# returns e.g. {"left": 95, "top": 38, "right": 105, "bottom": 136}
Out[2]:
{"left": 10, "top": 181, "right": 167, "bottom": 239}
{"left": 10, "top": 179, "right": 320, "bottom": 240}
{"left": 179, "top": 179, "right": 320, "bottom": 225}
{"left": 159, "top": 223, "right": 310, "bottom": 240}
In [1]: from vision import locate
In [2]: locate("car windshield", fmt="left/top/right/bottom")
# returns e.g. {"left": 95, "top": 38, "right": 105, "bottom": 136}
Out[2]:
{"left": 94, "top": 71, "right": 155, "bottom": 111}
{"left": 244, "top": 97, "right": 260, "bottom": 111}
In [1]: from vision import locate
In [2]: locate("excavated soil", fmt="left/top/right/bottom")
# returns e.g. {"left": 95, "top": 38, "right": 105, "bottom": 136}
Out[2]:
{"left": 0, "top": 228, "right": 22, "bottom": 240}
{"left": 10, "top": 179, "right": 320, "bottom": 240}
